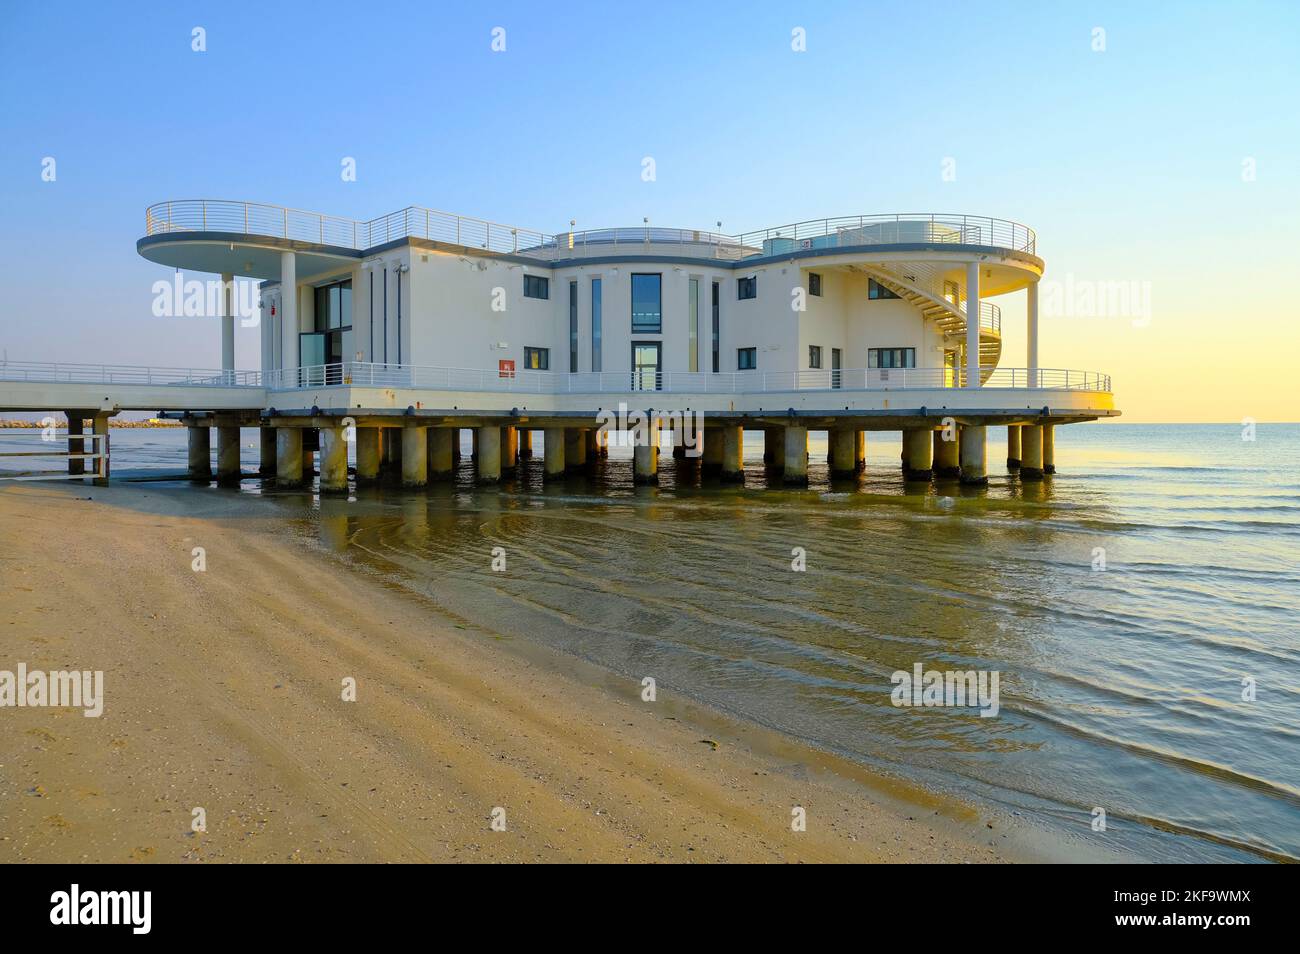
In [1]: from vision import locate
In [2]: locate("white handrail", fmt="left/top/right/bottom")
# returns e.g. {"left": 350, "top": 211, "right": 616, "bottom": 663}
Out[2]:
{"left": 144, "top": 201, "right": 1037, "bottom": 258}
{"left": 266, "top": 362, "right": 1110, "bottom": 394}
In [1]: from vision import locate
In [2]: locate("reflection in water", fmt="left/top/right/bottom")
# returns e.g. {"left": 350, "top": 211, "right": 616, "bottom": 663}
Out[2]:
{"left": 23, "top": 424, "right": 1300, "bottom": 863}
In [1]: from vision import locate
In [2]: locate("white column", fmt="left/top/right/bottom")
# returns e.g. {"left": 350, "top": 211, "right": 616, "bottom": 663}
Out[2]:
{"left": 1026, "top": 280, "right": 1039, "bottom": 388}
{"left": 280, "top": 251, "right": 297, "bottom": 374}
{"left": 966, "top": 261, "right": 980, "bottom": 388}
{"left": 221, "top": 271, "right": 235, "bottom": 383}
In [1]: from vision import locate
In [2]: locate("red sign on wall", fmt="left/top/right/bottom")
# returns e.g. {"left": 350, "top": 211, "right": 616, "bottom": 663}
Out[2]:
{"left": 499, "top": 359, "right": 516, "bottom": 379}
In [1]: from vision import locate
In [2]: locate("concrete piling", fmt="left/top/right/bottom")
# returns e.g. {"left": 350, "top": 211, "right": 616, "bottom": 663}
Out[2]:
{"left": 216, "top": 425, "right": 241, "bottom": 485}
{"left": 829, "top": 428, "right": 857, "bottom": 478}
{"left": 1043, "top": 424, "right": 1056, "bottom": 474}
{"left": 476, "top": 425, "right": 501, "bottom": 482}
{"left": 188, "top": 425, "right": 212, "bottom": 481}
{"left": 355, "top": 427, "right": 380, "bottom": 483}
{"left": 543, "top": 427, "right": 566, "bottom": 480}
{"left": 402, "top": 425, "right": 428, "bottom": 487}
{"left": 783, "top": 425, "right": 809, "bottom": 485}
{"left": 428, "top": 428, "right": 454, "bottom": 480}
{"left": 959, "top": 425, "right": 988, "bottom": 486}
{"left": 902, "top": 428, "right": 933, "bottom": 481}
{"left": 702, "top": 428, "right": 723, "bottom": 475}
{"left": 933, "top": 430, "right": 960, "bottom": 479}
{"left": 501, "top": 425, "right": 518, "bottom": 473}
{"left": 319, "top": 425, "right": 349, "bottom": 492}
{"left": 721, "top": 425, "right": 744, "bottom": 482}
{"left": 276, "top": 428, "right": 304, "bottom": 488}
{"left": 1006, "top": 424, "right": 1022, "bottom": 470}
{"left": 518, "top": 429, "right": 533, "bottom": 459}
{"left": 260, "top": 427, "right": 277, "bottom": 476}
{"left": 633, "top": 418, "right": 660, "bottom": 484}
{"left": 1020, "top": 424, "right": 1044, "bottom": 480}
{"left": 564, "top": 428, "right": 586, "bottom": 473}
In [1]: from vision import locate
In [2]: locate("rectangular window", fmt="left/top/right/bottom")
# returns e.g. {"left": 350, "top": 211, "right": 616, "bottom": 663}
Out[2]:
{"left": 711, "top": 281, "right": 720, "bottom": 373}
{"left": 631, "top": 273, "right": 662, "bottom": 332}
{"left": 688, "top": 277, "right": 699, "bottom": 372}
{"left": 524, "top": 274, "right": 549, "bottom": 300}
{"left": 868, "top": 347, "right": 916, "bottom": 369}
{"left": 524, "top": 346, "right": 549, "bottom": 370}
{"left": 868, "top": 278, "right": 901, "bottom": 300}
{"left": 809, "top": 272, "right": 822, "bottom": 297}
{"left": 569, "top": 280, "right": 578, "bottom": 372}
{"left": 737, "top": 275, "right": 757, "bottom": 300}
{"left": 737, "top": 347, "right": 757, "bottom": 370}
{"left": 808, "top": 345, "right": 822, "bottom": 369}
{"left": 591, "top": 278, "right": 602, "bottom": 372}
{"left": 310, "top": 278, "right": 352, "bottom": 374}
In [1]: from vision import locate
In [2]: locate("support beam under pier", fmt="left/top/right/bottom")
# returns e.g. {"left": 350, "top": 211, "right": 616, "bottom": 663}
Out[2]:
{"left": 402, "top": 425, "right": 428, "bottom": 488}
{"left": 721, "top": 425, "right": 744, "bottom": 482}
{"left": 1006, "top": 424, "right": 1022, "bottom": 470}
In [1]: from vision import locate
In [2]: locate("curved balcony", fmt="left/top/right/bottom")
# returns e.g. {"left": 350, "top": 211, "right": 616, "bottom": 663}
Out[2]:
{"left": 143, "top": 201, "right": 1037, "bottom": 262}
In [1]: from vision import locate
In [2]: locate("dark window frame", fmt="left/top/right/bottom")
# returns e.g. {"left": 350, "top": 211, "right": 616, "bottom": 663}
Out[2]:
{"left": 737, "top": 347, "right": 757, "bottom": 370}
{"left": 631, "top": 273, "right": 663, "bottom": 333}
{"left": 711, "top": 281, "right": 720, "bottom": 373}
{"left": 868, "top": 278, "right": 901, "bottom": 300}
{"left": 524, "top": 346, "right": 550, "bottom": 371}
{"left": 808, "top": 272, "right": 822, "bottom": 297}
{"left": 808, "top": 345, "right": 822, "bottom": 369}
{"left": 569, "top": 280, "right": 578, "bottom": 373}
{"left": 737, "top": 275, "right": 757, "bottom": 300}
{"left": 868, "top": 347, "right": 916, "bottom": 369}
{"left": 524, "top": 274, "right": 550, "bottom": 300}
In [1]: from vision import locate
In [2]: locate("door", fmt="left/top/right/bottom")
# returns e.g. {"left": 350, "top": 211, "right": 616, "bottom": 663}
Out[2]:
{"left": 631, "top": 342, "right": 662, "bottom": 391}
{"left": 831, "top": 347, "right": 842, "bottom": 389}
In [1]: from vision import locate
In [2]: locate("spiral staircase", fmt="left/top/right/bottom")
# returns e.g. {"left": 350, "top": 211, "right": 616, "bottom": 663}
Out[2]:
{"left": 854, "top": 262, "right": 1002, "bottom": 385}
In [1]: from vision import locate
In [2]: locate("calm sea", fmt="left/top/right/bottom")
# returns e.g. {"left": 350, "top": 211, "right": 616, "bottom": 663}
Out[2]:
{"left": 5, "top": 422, "right": 1298, "bottom": 862}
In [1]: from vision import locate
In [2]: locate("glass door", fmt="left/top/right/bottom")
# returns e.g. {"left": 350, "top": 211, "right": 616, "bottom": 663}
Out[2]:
{"left": 631, "top": 342, "right": 662, "bottom": 391}
{"left": 299, "top": 332, "right": 326, "bottom": 386}
{"left": 831, "top": 347, "right": 842, "bottom": 389}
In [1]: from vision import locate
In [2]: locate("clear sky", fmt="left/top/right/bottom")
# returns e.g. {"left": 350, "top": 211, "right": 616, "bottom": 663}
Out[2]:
{"left": 2, "top": 0, "right": 1297, "bottom": 422}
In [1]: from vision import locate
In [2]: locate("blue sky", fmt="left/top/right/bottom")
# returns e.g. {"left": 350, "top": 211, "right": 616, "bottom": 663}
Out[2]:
{"left": 2, "top": 0, "right": 1298, "bottom": 419}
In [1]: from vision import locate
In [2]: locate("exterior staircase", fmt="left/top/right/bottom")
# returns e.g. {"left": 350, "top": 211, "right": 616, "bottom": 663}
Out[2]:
{"left": 857, "top": 263, "right": 1001, "bottom": 384}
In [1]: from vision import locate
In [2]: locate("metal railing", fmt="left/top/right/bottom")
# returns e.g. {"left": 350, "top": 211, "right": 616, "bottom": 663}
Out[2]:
{"left": 269, "top": 362, "right": 1109, "bottom": 394}
{"left": 144, "top": 201, "right": 1036, "bottom": 259}
{"left": 0, "top": 360, "right": 262, "bottom": 387}
{"left": 0, "top": 431, "right": 107, "bottom": 481}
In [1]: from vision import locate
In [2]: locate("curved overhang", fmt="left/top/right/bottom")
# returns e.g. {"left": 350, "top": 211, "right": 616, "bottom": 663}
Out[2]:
{"left": 136, "top": 232, "right": 361, "bottom": 281}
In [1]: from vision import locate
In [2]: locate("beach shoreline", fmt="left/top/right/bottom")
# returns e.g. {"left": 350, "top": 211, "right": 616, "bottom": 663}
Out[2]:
{"left": 0, "top": 481, "right": 1033, "bottom": 863}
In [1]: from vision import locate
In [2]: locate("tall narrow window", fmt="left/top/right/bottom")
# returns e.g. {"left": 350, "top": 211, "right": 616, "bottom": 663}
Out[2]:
{"left": 809, "top": 272, "right": 822, "bottom": 297}
{"left": 711, "top": 281, "right": 720, "bottom": 373}
{"left": 591, "top": 278, "right": 602, "bottom": 372}
{"left": 688, "top": 278, "right": 699, "bottom": 372}
{"left": 631, "top": 274, "right": 662, "bottom": 333}
{"left": 569, "top": 280, "right": 578, "bottom": 373}
{"left": 809, "top": 345, "right": 822, "bottom": 369}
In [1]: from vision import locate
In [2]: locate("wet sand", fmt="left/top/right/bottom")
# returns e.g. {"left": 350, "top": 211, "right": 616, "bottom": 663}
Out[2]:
{"left": 0, "top": 483, "right": 1022, "bottom": 863}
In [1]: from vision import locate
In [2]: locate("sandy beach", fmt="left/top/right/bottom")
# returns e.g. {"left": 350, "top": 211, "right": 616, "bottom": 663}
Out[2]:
{"left": 0, "top": 482, "right": 1020, "bottom": 863}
